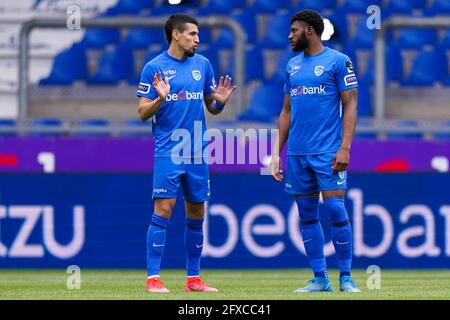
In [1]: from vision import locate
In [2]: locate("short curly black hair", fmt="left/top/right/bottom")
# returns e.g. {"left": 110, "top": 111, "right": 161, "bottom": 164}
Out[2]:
{"left": 290, "top": 9, "right": 324, "bottom": 37}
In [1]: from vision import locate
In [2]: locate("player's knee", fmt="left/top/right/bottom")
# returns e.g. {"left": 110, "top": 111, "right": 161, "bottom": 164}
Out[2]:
{"left": 324, "top": 197, "right": 348, "bottom": 223}
{"left": 155, "top": 202, "right": 174, "bottom": 218}
{"left": 186, "top": 202, "right": 205, "bottom": 219}
{"left": 295, "top": 196, "right": 320, "bottom": 222}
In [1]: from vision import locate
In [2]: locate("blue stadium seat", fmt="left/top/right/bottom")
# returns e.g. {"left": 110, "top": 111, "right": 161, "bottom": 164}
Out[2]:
{"left": 0, "top": 119, "right": 17, "bottom": 137}
{"left": 323, "top": 9, "right": 349, "bottom": 45}
{"left": 40, "top": 43, "right": 87, "bottom": 85}
{"left": 383, "top": 0, "right": 426, "bottom": 15}
{"left": 270, "top": 48, "right": 296, "bottom": 84}
{"left": 401, "top": 50, "right": 439, "bottom": 86}
{"left": 249, "top": 0, "right": 291, "bottom": 14}
{"left": 119, "top": 119, "right": 152, "bottom": 137}
{"left": 72, "top": 119, "right": 111, "bottom": 137}
{"left": 79, "top": 28, "right": 121, "bottom": 49}
{"left": 214, "top": 9, "right": 257, "bottom": 47}
{"left": 433, "top": 46, "right": 449, "bottom": 82}
{"left": 86, "top": 44, "right": 134, "bottom": 85}
{"left": 123, "top": 27, "right": 166, "bottom": 49}
{"left": 292, "top": 0, "right": 336, "bottom": 11}
{"left": 196, "top": 47, "right": 220, "bottom": 76}
{"left": 342, "top": 0, "right": 382, "bottom": 14}
{"left": 105, "top": 0, "right": 153, "bottom": 15}
{"left": 432, "top": 120, "right": 450, "bottom": 140}
{"left": 224, "top": 46, "right": 265, "bottom": 82}
{"left": 238, "top": 84, "right": 284, "bottom": 122}
{"left": 129, "top": 50, "right": 162, "bottom": 85}
{"left": 440, "top": 30, "right": 450, "bottom": 48}
{"left": 425, "top": 0, "right": 450, "bottom": 15}
{"left": 347, "top": 18, "right": 376, "bottom": 49}
{"left": 28, "top": 118, "right": 64, "bottom": 137}
{"left": 260, "top": 13, "right": 292, "bottom": 49}
{"left": 396, "top": 28, "right": 437, "bottom": 49}
{"left": 198, "top": 0, "right": 246, "bottom": 14}
{"left": 357, "top": 84, "right": 372, "bottom": 117}
{"left": 362, "top": 46, "right": 403, "bottom": 84}
{"left": 386, "top": 119, "right": 423, "bottom": 139}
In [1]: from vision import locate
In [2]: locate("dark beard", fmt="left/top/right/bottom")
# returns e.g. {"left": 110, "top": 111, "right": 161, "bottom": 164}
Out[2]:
{"left": 292, "top": 31, "right": 309, "bottom": 52}
{"left": 186, "top": 49, "right": 195, "bottom": 57}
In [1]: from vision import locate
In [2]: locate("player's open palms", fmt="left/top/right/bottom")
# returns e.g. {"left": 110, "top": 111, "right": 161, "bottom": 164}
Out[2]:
{"left": 210, "top": 75, "right": 237, "bottom": 105}
{"left": 153, "top": 73, "right": 170, "bottom": 100}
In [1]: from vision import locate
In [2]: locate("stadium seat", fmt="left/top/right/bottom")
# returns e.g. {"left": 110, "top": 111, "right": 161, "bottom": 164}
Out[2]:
{"left": 105, "top": 0, "right": 153, "bottom": 15}
{"left": 129, "top": 50, "right": 162, "bottom": 84}
{"left": 40, "top": 43, "right": 87, "bottom": 85}
{"left": 383, "top": 0, "right": 426, "bottom": 15}
{"left": 440, "top": 30, "right": 450, "bottom": 48}
{"left": 238, "top": 84, "right": 284, "bottom": 122}
{"left": 213, "top": 9, "right": 257, "bottom": 47}
{"left": 72, "top": 118, "right": 111, "bottom": 137}
{"left": 396, "top": 29, "right": 437, "bottom": 49}
{"left": 119, "top": 119, "right": 152, "bottom": 137}
{"left": 362, "top": 46, "right": 403, "bottom": 84}
{"left": 79, "top": 28, "right": 121, "bottom": 49}
{"left": 260, "top": 13, "right": 292, "bottom": 49}
{"left": 123, "top": 27, "right": 166, "bottom": 49}
{"left": 292, "top": 0, "right": 336, "bottom": 11}
{"left": 0, "top": 119, "right": 17, "bottom": 137}
{"left": 401, "top": 50, "right": 439, "bottom": 86}
{"left": 269, "top": 48, "right": 296, "bottom": 84}
{"left": 224, "top": 46, "right": 265, "bottom": 82}
{"left": 86, "top": 44, "right": 134, "bottom": 85}
{"left": 323, "top": 9, "right": 349, "bottom": 45}
{"left": 28, "top": 118, "right": 64, "bottom": 137}
{"left": 425, "top": 0, "right": 450, "bottom": 15}
{"left": 347, "top": 18, "right": 376, "bottom": 49}
{"left": 386, "top": 119, "right": 423, "bottom": 139}
{"left": 432, "top": 120, "right": 450, "bottom": 140}
{"left": 195, "top": 47, "right": 220, "bottom": 76}
{"left": 342, "top": 0, "right": 382, "bottom": 14}
{"left": 249, "top": 0, "right": 291, "bottom": 14}
{"left": 356, "top": 84, "right": 373, "bottom": 117}
{"left": 198, "top": 0, "right": 246, "bottom": 14}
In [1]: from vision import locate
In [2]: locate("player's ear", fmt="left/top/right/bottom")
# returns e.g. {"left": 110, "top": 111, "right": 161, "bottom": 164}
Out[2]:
{"left": 172, "top": 29, "right": 179, "bottom": 41}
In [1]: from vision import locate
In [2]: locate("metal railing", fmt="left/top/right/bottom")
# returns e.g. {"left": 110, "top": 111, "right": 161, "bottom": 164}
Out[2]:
{"left": 18, "top": 16, "right": 246, "bottom": 119}
{"left": 374, "top": 17, "right": 450, "bottom": 120}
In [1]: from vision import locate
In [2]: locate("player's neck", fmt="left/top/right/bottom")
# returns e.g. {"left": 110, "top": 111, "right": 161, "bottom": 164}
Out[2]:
{"left": 304, "top": 42, "right": 324, "bottom": 57}
{"left": 167, "top": 45, "right": 187, "bottom": 61}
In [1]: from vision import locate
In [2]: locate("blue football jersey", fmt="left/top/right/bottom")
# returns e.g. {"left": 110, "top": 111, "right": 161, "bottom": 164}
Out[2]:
{"left": 137, "top": 51, "right": 215, "bottom": 158}
{"left": 284, "top": 47, "right": 358, "bottom": 155}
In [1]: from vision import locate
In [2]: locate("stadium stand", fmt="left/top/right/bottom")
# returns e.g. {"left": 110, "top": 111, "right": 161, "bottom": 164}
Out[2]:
{"left": 0, "top": 0, "right": 448, "bottom": 138}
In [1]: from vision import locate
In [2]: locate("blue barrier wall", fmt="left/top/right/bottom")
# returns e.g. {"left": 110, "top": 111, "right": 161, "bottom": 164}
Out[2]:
{"left": 0, "top": 173, "right": 449, "bottom": 269}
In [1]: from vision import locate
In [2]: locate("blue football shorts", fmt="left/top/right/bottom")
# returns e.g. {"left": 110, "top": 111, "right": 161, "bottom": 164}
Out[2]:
{"left": 284, "top": 152, "right": 347, "bottom": 195}
{"left": 152, "top": 158, "right": 210, "bottom": 202}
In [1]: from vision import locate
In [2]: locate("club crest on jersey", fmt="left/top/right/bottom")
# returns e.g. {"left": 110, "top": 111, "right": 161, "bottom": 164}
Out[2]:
{"left": 192, "top": 70, "right": 201, "bottom": 81}
{"left": 314, "top": 65, "right": 324, "bottom": 76}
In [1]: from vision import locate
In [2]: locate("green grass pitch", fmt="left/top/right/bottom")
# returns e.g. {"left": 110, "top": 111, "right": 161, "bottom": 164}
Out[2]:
{"left": 1, "top": 269, "right": 449, "bottom": 300}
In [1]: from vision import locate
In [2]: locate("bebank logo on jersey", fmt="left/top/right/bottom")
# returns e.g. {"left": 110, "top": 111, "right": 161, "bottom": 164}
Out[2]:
{"left": 290, "top": 85, "right": 326, "bottom": 96}
{"left": 166, "top": 89, "right": 204, "bottom": 101}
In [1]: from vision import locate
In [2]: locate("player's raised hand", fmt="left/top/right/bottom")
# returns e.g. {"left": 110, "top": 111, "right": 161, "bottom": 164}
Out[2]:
{"left": 210, "top": 75, "right": 237, "bottom": 106}
{"left": 270, "top": 155, "right": 284, "bottom": 181}
{"left": 153, "top": 73, "right": 170, "bottom": 100}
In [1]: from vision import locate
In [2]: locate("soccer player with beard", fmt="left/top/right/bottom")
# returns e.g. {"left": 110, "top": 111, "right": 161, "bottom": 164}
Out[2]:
{"left": 270, "top": 10, "right": 360, "bottom": 292}
{"left": 137, "top": 14, "right": 236, "bottom": 293}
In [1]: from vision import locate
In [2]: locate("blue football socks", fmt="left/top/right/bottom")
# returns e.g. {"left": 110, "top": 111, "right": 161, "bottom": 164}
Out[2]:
{"left": 147, "top": 214, "right": 170, "bottom": 277}
{"left": 185, "top": 217, "right": 204, "bottom": 277}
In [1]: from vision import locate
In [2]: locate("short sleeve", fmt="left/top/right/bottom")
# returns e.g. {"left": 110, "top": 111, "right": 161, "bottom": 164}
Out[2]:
{"left": 336, "top": 55, "right": 358, "bottom": 92}
{"left": 204, "top": 59, "right": 215, "bottom": 96}
{"left": 136, "top": 63, "right": 158, "bottom": 100}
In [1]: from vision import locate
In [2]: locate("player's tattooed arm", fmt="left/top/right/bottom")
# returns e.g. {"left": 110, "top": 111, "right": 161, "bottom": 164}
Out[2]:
{"left": 270, "top": 94, "right": 291, "bottom": 181}
{"left": 333, "top": 88, "right": 358, "bottom": 173}
{"left": 205, "top": 75, "right": 237, "bottom": 115}
{"left": 138, "top": 73, "right": 169, "bottom": 121}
